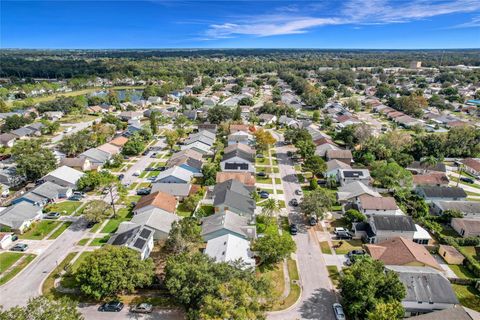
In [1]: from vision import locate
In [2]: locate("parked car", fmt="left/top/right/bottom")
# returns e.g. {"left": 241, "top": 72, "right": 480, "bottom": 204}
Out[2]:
{"left": 73, "top": 191, "right": 85, "bottom": 197}
{"left": 290, "top": 224, "right": 298, "bottom": 235}
{"left": 257, "top": 172, "right": 267, "bottom": 177}
{"left": 118, "top": 174, "right": 124, "bottom": 180}
{"left": 317, "top": 180, "right": 327, "bottom": 186}
{"left": 145, "top": 167, "right": 155, "bottom": 172}
{"left": 99, "top": 301, "right": 124, "bottom": 312}
{"left": 332, "top": 303, "right": 346, "bottom": 320}
{"left": 136, "top": 188, "right": 151, "bottom": 195}
{"left": 133, "top": 170, "right": 141, "bottom": 176}
{"left": 256, "top": 154, "right": 264, "bottom": 158}
{"left": 146, "top": 176, "right": 157, "bottom": 182}
{"left": 295, "top": 189, "right": 303, "bottom": 196}
{"left": 334, "top": 227, "right": 348, "bottom": 234}
{"left": 68, "top": 195, "right": 82, "bottom": 201}
{"left": 142, "top": 151, "right": 149, "bottom": 156}
{"left": 460, "top": 177, "right": 475, "bottom": 184}
{"left": 150, "top": 153, "right": 157, "bottom": 158}
{"left": 10, "top": 243, "right": 28, "bottom": 252}
{"left": 86, "top": 221, "right": 96, "bottom": 228}
{"left": 44, "top": 212, "right": 60, "bottom": 219}
{"left": 283, "top": 141, "right": 290, "bottom": 145}
{"left": 309, "top": 216, "right": 317, "bottom": 226}
{"left": 336, "top": 231, "right": 353, "bottom": 240}
{"left": 347, "top": 249, "right": 366, "bottom": 259}
{"left": 157, "top": 166, "right": 166, "bottom": 171}
{"left": 290, "top": 198, "right": 299, "bottom": 207}
{"left": 130, "top": 303, "right": 153, "bottom": 314}
{"left": 11, "top": 234, "right": 18, "bottom": 241}
{"left": 259, "top": 191, "right": 269, "bottom": 199}
{"left": 287, "top": 151, "right": 293, "bottom": 157}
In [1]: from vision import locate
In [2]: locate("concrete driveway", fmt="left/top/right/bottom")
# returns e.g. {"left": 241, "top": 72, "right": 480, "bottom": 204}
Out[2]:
{"left": 78, "top": 304, "right": 184, "bottom": 320}
{"left": 268, "top": 132, "right": 338, "bottom": 320}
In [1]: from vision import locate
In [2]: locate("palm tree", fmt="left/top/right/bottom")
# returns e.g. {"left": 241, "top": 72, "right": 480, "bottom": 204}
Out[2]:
{"left": 261, "top": 199, "right": 280, "bottom": 217}
{"left": 420, "top": 156, "right": 438, "bottom": 173}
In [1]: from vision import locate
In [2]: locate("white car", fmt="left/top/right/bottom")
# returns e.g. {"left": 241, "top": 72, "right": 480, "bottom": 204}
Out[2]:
{"left": 332, "top": 303, "right": 346, "bottom": 320}
{"left": 334, "top": 227, "right": 348, "bottom": 234}
{"left": 133, "top": 170, "right": 141, "bottom": 176}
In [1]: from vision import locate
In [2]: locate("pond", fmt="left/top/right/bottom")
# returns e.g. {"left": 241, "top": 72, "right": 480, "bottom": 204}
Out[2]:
{"left": 90, "top": 89, "right": 144, "bottom": 102}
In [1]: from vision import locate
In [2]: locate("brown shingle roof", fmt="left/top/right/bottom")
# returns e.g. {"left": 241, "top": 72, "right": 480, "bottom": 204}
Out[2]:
{"left": 413, "top": 173, "right": 449, "bottom": 186}
{"left": 326, "top": 149, "right": 353, "bottom": 160}
{"left": 134, "top": 191, "right": 177, "bottom": 213}
{"left": 110, "top": 136, "right": 129, "bottom": 147}
{"left": 462, "top": 158, "right": 480, "bottom": 172}
{"left": 365, "top": 237, "right": 441, "bottom": 270}
{"left": 451, "top": 218, "right": 480, "bottom": 234}
{"left": 97, "top": 143, "right": 121, "bottom": 155}
{"left": 359, "top": 195, "right": 398, "bottom": 210}
{"left": 229, "top": 124, "right": 250, "bottom": 133}
{"left": 216, "top": 172, "right": 256, "bottom": 186}
{"left": 223, "top": 143, "right": 255, "bottom": 155}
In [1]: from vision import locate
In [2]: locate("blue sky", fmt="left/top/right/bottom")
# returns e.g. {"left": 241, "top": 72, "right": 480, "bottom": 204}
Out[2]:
{"left": 1, "top": 0, "right": 479, "bottom": 49}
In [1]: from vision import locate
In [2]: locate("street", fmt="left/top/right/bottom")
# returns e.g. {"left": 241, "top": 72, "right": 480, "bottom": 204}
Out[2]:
{"left": 78, "top": 305, "right": 184, "bottom": 320}
{"left": 268, "top": 133, "right": 338, "bottom": 320}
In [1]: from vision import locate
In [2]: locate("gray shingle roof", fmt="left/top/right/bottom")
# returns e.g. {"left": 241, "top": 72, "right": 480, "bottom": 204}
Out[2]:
{"left": 418, "top": 186, "right": 467, "bottom": 199}
{"left": 201, "top": 211, "right": 254, "bottom": 239}
{"left": 372, "top": 214, "right": 416, "bottom": 232}
{"left": 80, "top": 148, "right": 111, "bottom": 163}
{"left": 222, "top": 149, "right": 254, "bottom": 163}
{"left": 0, "top": 202, "right": 42, "bottom": 229}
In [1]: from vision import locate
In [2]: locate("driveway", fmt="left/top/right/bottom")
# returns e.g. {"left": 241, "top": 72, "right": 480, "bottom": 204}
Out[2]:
{"left": 0, "top": 218, "right": 88, "bottom": 309}
{"left": 78, "top": 305, "right": 184, "bottom": 320}
{"left": 50, "top": 119, "right": 100, "bottom": 144}
{"left": 268, "top": 132, "right": 338, "bottom": 320}
{"left": 122, "top": 138, "right": 166, "bottom": 186}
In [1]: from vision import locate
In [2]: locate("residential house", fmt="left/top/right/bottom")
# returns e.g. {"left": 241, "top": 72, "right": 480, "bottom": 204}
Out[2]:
{"left": 407, "top": 305, "right": 474, "bottom": 320}
{"left": 13, "top": 181, "right": 72, "bottom": 206}
{"left": 213, "top": 180, "right": 255, "bottom": 219}
{"left": 109, "top": 136, "right": 129, "bottom": 148}
{"left": 278, "top": 115, "right": 299, "bottom": 128}
{"left": 220, "top": 149, "right": 255, "bottom": 173}
{"left": 155, "top": 166, "right": 193, "bottom": 184}
{"left": 0, "top": 202, "right": 43, "bottom": 233}
{"left": 258, "top": 114, "right": 277, "bottom": 125}
{"left": 229, "top": 124, "right": 250, "bottom": 134}
{"left": 451, "top": 218, "right": 480, "bottom": 238}
{"left": 119, "top": 111, "right": 143, "bottom": 121}
{"left": 416, "top": 186, "right": 467, "bottom": 203}
{"left": 166, "top": 157, "right": 202, "bottom": 175}
{"left": 42, "top": 165, "right": 84, "bottom": 189}
{"left": 365, "top": 237, "right": 441, "bottom": 270}
{"left": 337, "top": 181, "right": 381, "bottom": 204}
{"left": 407, "top": 161, "right": 447, "bottom": 174}
{"left": 80, "top": 148, "right": 111, "bottom": 167}
{"left": 125, "top": 122, "right": 143, "bottom": 137}
{"left": 227, "top": 131, "right": 253, "bottom": 146}
{"left": 357, "top": 195, "right": 401, "bottom": 216}
{"left": 201, "top": 210, "right": 256, "bottom": 241}
{"left": 108, "top": 225, "right": 154, "bottom": 260}
{"left": 0, "top": 232, "right": 14, "bottom": 249}
{"left": 11, "top": 127, "right": 34, "bottom": 139}
{"left": 120, "top": 208, "right": 180, "bottom": 240}
{"left": 315, "top": 141, "right": 340, "bottom": 157}
{"left": 97, "top": 143, "right": 121, "bottom": 156}
{"left": 43, "top": 111, "right": 64, "bottom": 121}
{"left": 0, "top": 133, "right": 17, "bottom": 148}
{"left": 216, "top": 172, "right": 256, "bottom": 187}
{"left": 386, "top": 266, "right": 459, "bottom": 317}
{"left": 170, "top": 149, "right": 204, "bottom": 162}
{"left": 412, "top": 173, "right": 449, "bottom": 188}
{"left": 0, "top": 167, "right": 24, "bottom": 187}
{"left": 326, "top": 149, "right": 353, "bottom": 165}
{"left": 325, "top": 159, "right": 351, "bottom": 178}
{"left": 354, "top": 214, "right": 417, "bottom": 243}
{"left": 197, "top": 124, "right": 217, "bottom": 134}
{"left": 223, "top": 143, "right": 255, "bottom": 156}
{"left": 438, "top": 245, "right": 464, "bottom": 265}
{"left": 180, "top": 141, "right": 212, "bottom": 155}
{"left": 461, "top": 158, "right": 480, "bottom": 177}
{"left": 25, "top": 123, "right": 45, "bottom": 136}
{"left": 150, "top": 183, "right": 198, "bottom": 201}
{"left": 60, "top": 157, "right": 92, "bottom": 172}
{"left": 431, "top": 201, "right": 480, "bottom": 219}
{"left": 205, "top": 233, "right": 256, "bottom": 269}
{"left": 133, "top": 191, "right": 178, "bottom": 215}
{"left": 337, "top": 169, "right": 371, "bottom": 187}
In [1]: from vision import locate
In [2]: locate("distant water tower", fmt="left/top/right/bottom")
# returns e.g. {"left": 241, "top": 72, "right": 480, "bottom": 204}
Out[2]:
{"left": 410, "top": 61, "right": 422, "bottom": 69}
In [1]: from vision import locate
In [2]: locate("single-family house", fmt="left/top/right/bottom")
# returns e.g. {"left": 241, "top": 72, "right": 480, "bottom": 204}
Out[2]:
{"left": 325, "top": 159, "right": 351, "bottom": 177}
{"left": 180, "top": 141, "right": 212, "bottom": 155}
{"left": 326, "top": 149, "right": 353, "bottom": 165}
{"left": 229, "top": 124, "right": 250, "bottom": 134}
{"left": 97, "top": 143, "right": 121, "bottom": 156}
{"left": 201, "top": 210, "right": 256, "bottom": 241}
{"left": 124, "top": 208, "right": 180, "bottom": 240}
{"left": 170, "top": 149, "right": 204, "bottom": 162}
{"left": 365, "top": 237, "right": 441, "bottom": 270}
{"left": 0, "top": 167, "right": 24, "bottom": 187}
{"left": 133, "top": 191, "right": 178, "bottom": 215}
{"left": 354, "top": 214, "right": 417, "bottom": 243}
{"left": 60, "top": 157, "right": 92, "bottom": 172}
{"left": 0, "top": 232, "right": 14, "bottom": 249}
{"left": 108, "top": 225, "right": 154, "bottom": 260}
{"left": 438, "top": 245, "right": 464, "bottom": 265}
{"left": 205, "top": 233, "right": 256, "bottom": 269}
{"left": 407, "top": 305, "right": 473, "bottom": 320}
{"left": 227, "top": 131, "right": 253, "bottom": 146}
{"left": 13, "top": 181, "right": 71, "bottom": 206}
{"left": 337, "top": 169, "right": 371, "bottom": 187}
{"left": 109, "top": 136, "right": 129, "bottom": 148}
{"left": 315, "top": 142, "right": 340, "bottom": 157}
{"left": 357, "top": 195, "right": 401, "bottom": 216}
{"left": 386, "top": 266, "right": 459, "bottom": 317}
{"left": 451, "top": 218, "right": 480, "bottom": 238}
{"left": 166, "top": 157, "right": 202, "bottom": 174}
{"left": 407, "top": 161, "right": 447, "bottom": 174}
{"left": 42, "top": 166, "right": 84, "bottom": 189}
{"left": 119, "top": 111, "right": 143, "bottom": 121}
{"left": 155, "top": 166, "right": 193, "bottom": 184}
{"left": 461, "top": 158, "right": 480, "bottom": 177}
{"left": 216, "top": 172, "right": 256, "bottom": 187}
{"left": 0, "top": 202, "right": 43, "bottom": 233}
{"left": 150, "top": 183, "right": 197, "bottom": 201}
{"left": 412, "top": 173, "right": 449, "bottom": 187}
{"left": 416, "top": 186, "right": 467, "bottom": 203}
{"left": 213, "top": 180, "right": 255, "bottom": 218}
{"left": 0, "top": 133, "right": 17, "bottom": 148}
{"left": 336, "top": 181, "right": 381, "bottom": 204}
{"left": 11, "top": 127, "right": 34, "bottom": 138}
{"left": 197, "top": 124, "right": 217, "bottom": 134}
{"left": 430, "top": 201, "right": 480, "bottom": 219}
{"left": 25, "top": 123, "right": 45, "bottom": 136}
{"left": 220, "top": 149, "right": 255, "bottom": 173}
{"left": 80, "top": 148, "right": 111, "bottom": 167}
{"left": 258, "top": 114, "right": 277, "bottom": 125}
{"left": 223, "top": 143, "right": 255, "bottom": 156}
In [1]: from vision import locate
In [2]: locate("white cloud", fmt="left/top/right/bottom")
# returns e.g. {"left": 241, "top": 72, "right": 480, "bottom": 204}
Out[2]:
{"left": 449, "top": 15, "right": 480, "bottom": 28}
{"left": 201, "top": 0, "right": 480, "bottom": 40}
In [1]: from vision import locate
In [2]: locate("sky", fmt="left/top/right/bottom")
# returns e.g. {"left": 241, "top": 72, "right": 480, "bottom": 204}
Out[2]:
{"left": 1, "top": 0, "right": 479, "bottom": 49}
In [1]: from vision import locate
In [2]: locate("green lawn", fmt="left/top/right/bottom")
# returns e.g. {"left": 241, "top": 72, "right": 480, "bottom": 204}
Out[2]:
{"left": 176, "top": 202, "right": 194, "bottom": 217}
{"left": 90, "top": 235, "right": 110, "bottom": 246}
{"left": 274, "top": 178, "right": 282, "bottom": 185}
{"left": 278, "top": 200, "right": 286, "bottom": 208}
{"left": 461, "top": 246, "right": 479, "bottom": 262}
{"left": 449, "top": 176, "right": 480, "bottom": 190}
{"left": 287, "top": 259, "right": 299, "bottom": 281}
{"left": 137, "top": 182, "right": 152, "bottom": 189}
{"left": 452, "top": 284, "right": 480, "bottom": 312}
{"left": 320, "top": 241, "right": 332, "bottom": 254}
{"left": 0, "top": 254, "right": 35, "bottom": 285}
{"left": 100, "top": 208, "right": 132, "bottom": 233}
{"left": 45, "top": 201, "right": 83, "bottom": 216}
{"left": 42, "top": 252, "right": 77, "bottom": 295}
{"left": 449, "top": 264, "right": 476, "bottom": 279}
{"left": 276, "top": 189, "right": 284, "bottom": 194}
{"left": 332, "top": 240, "right": 363, "bottom": 255}
{"left": 77, "top": 238, "right": 90, "bottom": 246}
{"left": 199, "top": 205, "right": 215, "bottom": 216}
{"left": 327, "top": 265, "right": 340, "bottom": 287}
{"left": 19, "top": 221, "right": 61, "bottom": 240}
{"left": 0, "top": 252, "right": 23, "bottom": 274}
{"left": 48, "top": 222, "right": 72, "bottom": 240}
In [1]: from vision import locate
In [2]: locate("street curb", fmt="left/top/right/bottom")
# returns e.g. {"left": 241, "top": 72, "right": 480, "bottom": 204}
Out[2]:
{"left": 266, "top": 258, "right": 303, "bottom": 315}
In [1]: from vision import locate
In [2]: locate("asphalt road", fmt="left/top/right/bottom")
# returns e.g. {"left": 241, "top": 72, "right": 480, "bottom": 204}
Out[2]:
{"left": 0, "top": 218, "right": 88, "bottom": 309}
{"left": 78, "top": 305, "right": 184, "bottom": 320}
{"left": 268, "top": 133, "right": 338, "bottom": 320}
{"left": 50, "top": 119, "right": 100, "bottom": 144}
